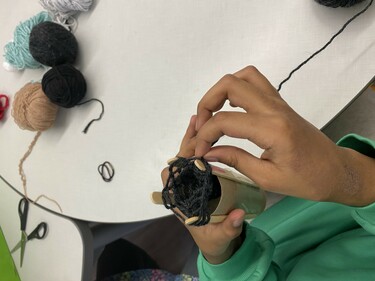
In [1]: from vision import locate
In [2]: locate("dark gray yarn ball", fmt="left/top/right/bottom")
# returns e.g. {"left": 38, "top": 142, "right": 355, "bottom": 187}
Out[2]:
{"left": 315, "top": 0, "right": 365, "bottom": 7}
{"left": 29, "top": 21, "right": 78, "bottom": 67}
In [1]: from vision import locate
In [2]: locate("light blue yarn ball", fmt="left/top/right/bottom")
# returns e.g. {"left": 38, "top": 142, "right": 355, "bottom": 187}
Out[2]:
{"left": 3, "top": 11, "right": 51, "bottom": 70}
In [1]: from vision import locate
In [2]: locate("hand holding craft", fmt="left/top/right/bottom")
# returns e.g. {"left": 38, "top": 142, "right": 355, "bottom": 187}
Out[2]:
{"left": 195, "top": 65, "right": 375, "bottom": 207}
{"left": 160, "top": 115, "right": 246, "bottom": 265}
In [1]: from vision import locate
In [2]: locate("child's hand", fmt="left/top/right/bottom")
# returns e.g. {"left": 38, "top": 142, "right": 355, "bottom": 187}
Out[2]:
{"left": 194, "top": 66, "right": 375, "bottom": 206}
{"left": 161, "top": 115, "right": 246, "bottom": 264}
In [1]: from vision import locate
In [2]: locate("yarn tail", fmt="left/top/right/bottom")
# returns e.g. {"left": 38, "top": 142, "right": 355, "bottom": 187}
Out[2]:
{"left": 19, "top": 131, "right": 42, "bottom": 200}
{"left": 77, "top": 98, "right": 104, "bottom": 133}
{"left": 18, "top": 131, "right": 63, "bottom": 213}
{"left": 277, "top": 0, "right": 374, "bottom": 91}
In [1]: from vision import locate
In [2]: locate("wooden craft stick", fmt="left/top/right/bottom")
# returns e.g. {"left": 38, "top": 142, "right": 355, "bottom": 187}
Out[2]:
{"left": 185, "top": 215, "right": 228, "bottom": 225}
{"left": 150, "top": 191, "right": 163, "bottom": 205}
{"left": 212, "top": 168, "right": 254, "bottom": 186}
{"left": 194, "top": 159, "right": 206, "bottom": 171}
{"left": 167, "top": 157, "right": 178, "bottom": 165}
{"left": 184, "top": 213, "right": 257, "bottom": 225}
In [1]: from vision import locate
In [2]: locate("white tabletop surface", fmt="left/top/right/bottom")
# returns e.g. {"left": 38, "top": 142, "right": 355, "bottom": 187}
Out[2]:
{"left": 1, "top": 0, "right": 375, "bottom": 222}
{"left": 0, "top": 177, "right": 84, "bottom": 281}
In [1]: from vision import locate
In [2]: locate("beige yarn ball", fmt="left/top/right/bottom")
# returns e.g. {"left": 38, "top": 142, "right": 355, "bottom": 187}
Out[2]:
{"left": 12, "top": 82, "right": 58, "bottom": 131}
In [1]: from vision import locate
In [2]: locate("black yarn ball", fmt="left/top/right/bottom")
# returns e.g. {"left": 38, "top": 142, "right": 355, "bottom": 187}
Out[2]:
{"left": 42, "top": 64, "right": 86, "bottom": 108}
{"left": 29, "top": 21, "right": 78, "bottom": 67}
{"left": 315, "top": 0, "right": 365, "bottom": 7}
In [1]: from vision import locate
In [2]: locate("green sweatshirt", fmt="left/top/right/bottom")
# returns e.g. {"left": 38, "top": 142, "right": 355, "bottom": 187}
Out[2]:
{"left": 197, "top": 134, "right": 375, "bottom": 280}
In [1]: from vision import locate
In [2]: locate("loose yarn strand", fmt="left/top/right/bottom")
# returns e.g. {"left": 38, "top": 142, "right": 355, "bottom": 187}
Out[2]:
{"left": 56, "top": 15, "right": 78, "bottom": 32}
{"left": 97, "top": 161, "right": 115, "bottom": 182}
{"left": 18, "top": 131, "right": 63, "bottom": 213}
{"left": 77, "top": 98, "right": 104, "bottom": 133}
{"left": 34, "top": 194, "right": 63, "bottom": 213}
{"left": 277, "top": 0, "right": 373, "bottom": 91}
{"left": 18, "top": 131, "right": 42, "bottom": 200}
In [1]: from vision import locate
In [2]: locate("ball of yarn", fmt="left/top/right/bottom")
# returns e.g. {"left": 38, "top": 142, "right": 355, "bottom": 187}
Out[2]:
{"left": 40, "top": 0, "right": 93, "bottom": 19}
{"left": 12, "top": 83, "right": 58, "bottom": 131}
{"left": 42, "top": 64, "right": 87, "bottom": 108}
{"left": 315, "top": 0, "right": 365, "bottom": 7}
{"left": 29, "top": 21, "right": 78, "bottom": 67}
{"left": 3, "top": 12, "right": 50, "bottom": 70}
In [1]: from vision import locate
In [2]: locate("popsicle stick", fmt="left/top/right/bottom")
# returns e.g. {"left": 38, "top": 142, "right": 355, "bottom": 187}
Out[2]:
{"left": 150, "top": 191, "right": 163, "bottom": 204}
{"left": 244, "top": 213, "right": 257, "bottom": 220}
{"left": 184, "top": 215, "right": 228, "bottom": 225}
{"left": 184, "top": 213, "right": 258, "bottom": 225}
{"left": 167, "top": 157, "right": 179, "bottom": 165}
{"left": 194, "top": 159, "right": 206, "bottom": 171}
{"left": 212, "top": 168, "right": 255, "bottom": 186}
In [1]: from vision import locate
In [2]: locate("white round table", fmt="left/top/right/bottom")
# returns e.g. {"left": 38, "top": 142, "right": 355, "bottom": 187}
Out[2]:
{"left": 1, "top": 0, "right": 375, "bottom": 222}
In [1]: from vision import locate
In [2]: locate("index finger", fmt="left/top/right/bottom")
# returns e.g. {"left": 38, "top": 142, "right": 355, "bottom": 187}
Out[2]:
{"left": 196, "top": 66, "right": 274, "bottom": 131}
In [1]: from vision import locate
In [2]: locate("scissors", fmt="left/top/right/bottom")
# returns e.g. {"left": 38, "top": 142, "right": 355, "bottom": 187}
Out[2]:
{"left": 10, "top": 198, "right": 48, "bottom": 267}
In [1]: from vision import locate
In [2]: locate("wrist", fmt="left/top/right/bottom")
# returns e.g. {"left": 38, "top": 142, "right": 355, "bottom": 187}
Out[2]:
{"left": 203, "top": 226, "right": 246, "bottom": 264}
{"left": 331, "top": 146, "right": 375, "bottom": 206}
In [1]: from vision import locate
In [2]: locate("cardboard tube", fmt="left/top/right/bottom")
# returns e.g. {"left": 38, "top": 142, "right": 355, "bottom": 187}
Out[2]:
{"left": 208, "top": 168, "right": 266, "bottom": 220}
{"left": 151, "top": 166, "right": 266, "bottom": 224}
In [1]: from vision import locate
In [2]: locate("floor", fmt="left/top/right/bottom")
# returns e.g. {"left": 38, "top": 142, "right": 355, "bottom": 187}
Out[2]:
{"left": 123, "top": 215, "right": 198, "bottom": 276}
{"left": 322, "top": 82, "right": 375, "bottom": 141}
{"left": 95, "top": 215, "right": 198, "bottom": 280}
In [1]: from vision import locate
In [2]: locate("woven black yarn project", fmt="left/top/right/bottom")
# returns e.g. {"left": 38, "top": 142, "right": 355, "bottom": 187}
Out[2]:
{"left": 42, "top": 64, "right": 86, "bottom": 108}
{"left": 315, "top": 0, "right": 365, "bottom": 7}
{"left": 162, "top": 157, "right": 221, "bottom": 226}
{"left": 29, "top": 21, "right": 78, "bottom": 67}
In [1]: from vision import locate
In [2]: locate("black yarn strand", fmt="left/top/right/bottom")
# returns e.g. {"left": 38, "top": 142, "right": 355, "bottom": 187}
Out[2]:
{"left": 98, "top": 161, "right": 115, "bottom": 182}
{"left": 77, "top": 98, "right": 105, "bottom": 133}
{"left": 277, "top": 0, "right": 373, "bottom": 92}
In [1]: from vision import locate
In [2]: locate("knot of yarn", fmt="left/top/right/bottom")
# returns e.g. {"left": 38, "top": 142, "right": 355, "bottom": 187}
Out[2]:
{"left": 29, "top": 21, "right": 78, "bottom": 67}
{"left": 40, "top": 0, "right": 93, "bottom": 21}
{"left": 162, "top": 157, "right": 221, "bottom": 226}
{"left": 3, "top": 11, "right": 50, "bottom": 71}
{"left": 98, "top": 161, "right": 115, "bottom": 182}
{"left": 12, "top": 83, "right": 58, "bottom": 131}
{"left": 315, "top": 0, "right": 365, "bottom": 7}
{"left": 42, "top": 64, "right": 87, "bottom": 108}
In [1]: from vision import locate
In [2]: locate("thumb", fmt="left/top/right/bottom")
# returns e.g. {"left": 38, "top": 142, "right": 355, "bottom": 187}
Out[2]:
{"left": 220, "top": 209, "right": 246, "bottom": 240}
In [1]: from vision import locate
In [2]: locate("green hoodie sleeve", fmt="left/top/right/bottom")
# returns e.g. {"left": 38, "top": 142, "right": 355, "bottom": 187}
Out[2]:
{"left": 337, "top": 134, "right": 375, "bottom": 235}
{"left": 197, "top": 134, "right": 375, "bottom": 281}
{"left": 198, "top": 224, "right": 283, "bottom": 280}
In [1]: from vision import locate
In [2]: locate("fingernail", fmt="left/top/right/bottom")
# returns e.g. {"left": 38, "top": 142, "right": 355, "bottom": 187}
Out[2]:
{"left": 212, "top": 166, "right": 225, "bottom": 173}
{"left": 195, "top": 117, "right": 200, "bottom": 131}
{"left": 232, "top": 219, "right": 243, "bottom": 228}
{"left": 190, "top": 115, "right": 195, "bottom": 124}
{"left": 204, "top": 156, "right": 218, "bottom": 162}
